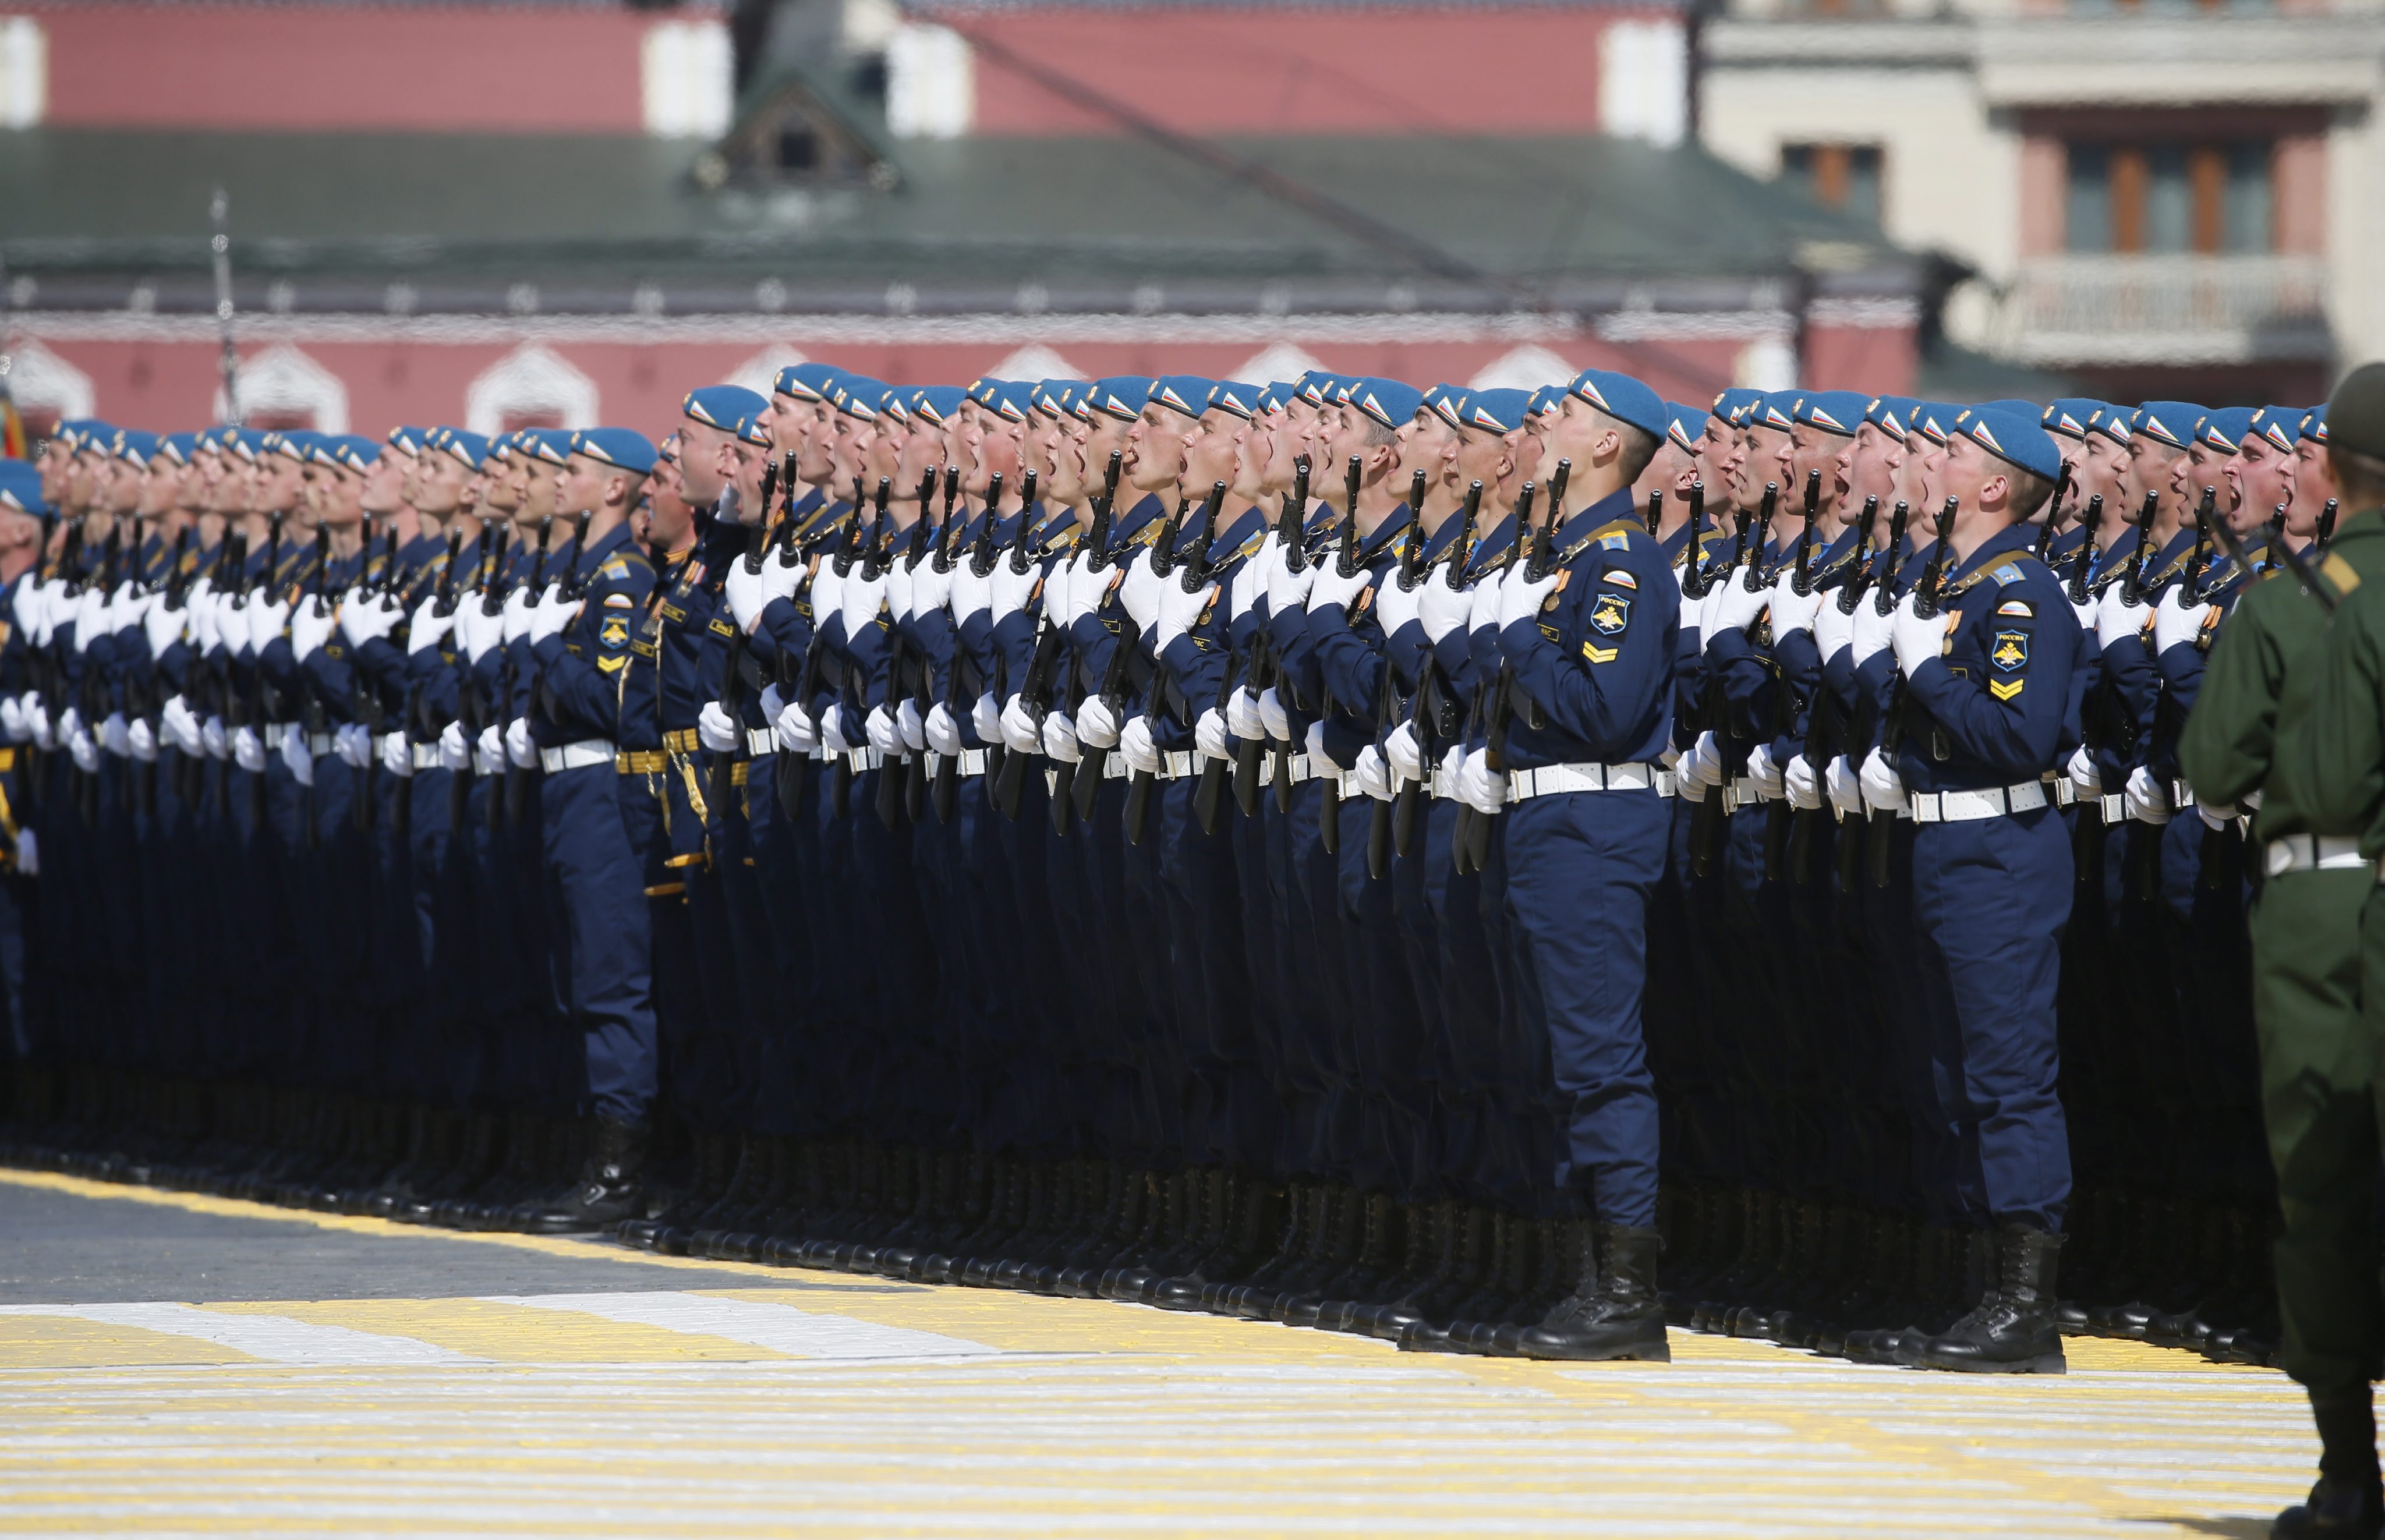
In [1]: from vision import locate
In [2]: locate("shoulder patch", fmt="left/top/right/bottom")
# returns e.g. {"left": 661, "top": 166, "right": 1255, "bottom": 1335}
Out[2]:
{"left": 1587, "top": 592, "right": 1632, "bottom": 636}
{"left": 1996, "top": 598, "right": 2034, "bottom": 617}
{"left": 2322, "top": 553, "right": 2362, "bottom": 595}
{"left": 1600, "top": 532, "right": 1630, "bottom": 550}
{"left": 1990, "top": 629, "right": 2028, "bottom": 671}
{"left": 1991, "top": 562, "right": 2024, "bottom": 586}
{"left": 602, "top": 592, "right": 635, "bottom": 608}
{"left": 1602, "top": 566, "right": 1638, "bottom": 590}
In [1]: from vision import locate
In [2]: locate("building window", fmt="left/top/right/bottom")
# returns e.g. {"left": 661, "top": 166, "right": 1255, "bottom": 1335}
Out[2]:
{"left": 2065, "top": 140, "right": 2272, "bottom": 253}
{"left": 1781, "top": 143, "right": 1882, "bottom": 225}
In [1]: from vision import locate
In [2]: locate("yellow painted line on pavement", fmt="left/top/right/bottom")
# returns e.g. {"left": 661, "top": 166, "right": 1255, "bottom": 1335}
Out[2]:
{"left": 201, "top": 1297, "right": 794, "bottom": 1364}
{"left": 0, "top": 1314, "right": 253, "bottom": 1369}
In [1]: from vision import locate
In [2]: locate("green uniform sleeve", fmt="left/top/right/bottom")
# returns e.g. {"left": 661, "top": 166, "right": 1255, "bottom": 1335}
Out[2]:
{"left": 2303, "top": 582, "right": 2385, "bottom": 852}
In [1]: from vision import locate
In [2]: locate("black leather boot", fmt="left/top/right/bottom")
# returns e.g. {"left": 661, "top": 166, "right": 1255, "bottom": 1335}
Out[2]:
{"left": 1915, "top": 1223, "right": 2065, "bottom": 1373}
{"left": 2276, "top": 1392, "right": 2385, "bottom": 1538}
{"left": 1517, "top": 1222, "right": 1671, "bottom": 1362}
{"left": 519, "top": 1118, "right": 649, "bottom": 1235}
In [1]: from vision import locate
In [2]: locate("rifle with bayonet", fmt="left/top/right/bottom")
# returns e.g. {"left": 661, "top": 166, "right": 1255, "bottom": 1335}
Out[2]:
{"left": 1365, "top": 469, "right": 1430, "bottom": 879}
{"left": 1455, "top": 476, "right": 1542, "bottom": 877}
{"left": 1391, "top": 477, "right": 1479, "bottom": 857}
{"left": 1049, "top": 452, "right": 1124, "bottom": 833}
{"left": 873, "top": 470, "right": 938, "bottom": 830}
{"left": 931, "top": 470, "right": 1002, "bottom": 824}
{"left": 1868, "top": 497, "right": 1959, "bottom": 886}
{"left": 1762, "top": 473, "right": 1822, "bottom": 880}
{"left": 1257, "top": 455, "right": 1313, "bottom": 816}
{"left": 710, "top": 456, "right": 781, "bottom": 824}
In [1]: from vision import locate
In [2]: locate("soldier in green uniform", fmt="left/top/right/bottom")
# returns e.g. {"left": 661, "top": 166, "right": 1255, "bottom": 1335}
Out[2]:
{"left": 2210, "top": 362, "right": 2385, "bottom": 1538}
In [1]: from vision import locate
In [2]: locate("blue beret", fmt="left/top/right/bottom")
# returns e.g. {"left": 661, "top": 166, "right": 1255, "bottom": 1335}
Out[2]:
{"left": 1566, "top": 369, "right": 1668, "bottom": 440}
{"left": 571, "top": 428, "right": 657, "bottom": 477}
{"left": 158, "top": 431, "right": 198, "bottom": 466}
{"left": 1710, "top": 388, "right": 1764, "bottom": 426}
{"left": 1149, "top": 376, "right": 1214, "bottom": 420}
{"left": 1349, "top": 378, "right": 1425, "bottom": 432}
{"left": 2041, "top": 399, "right": 2104, "bottom": 442}
{"left": 56, "top": 419, "right": 114, "bottom": 451}
{"left": 385, "top": 426, "right": 427, "bottom": 456}
{"left": 0, "top": 461, "right": 50, "bottom": 519}
{"left": 1294, "top": 373, "right": 1339, "bottom": 409}
{"left": 963, "top": 376, "right": 1004, "bottom": 409}
{"left": 683, "top": 384, "right": 767, "bottom": 431}
{"left": 114, "top": 429, "right": 161, "bottom": 468}
{"left": 1665, "top": 402, "right": 1710, "bottom": 454}
{"left": 2195, "top": 407, "right": 2256, "bottom": 452}
{"left": 2247, "top": 406, "right": 2302, "bottom": 453}
{"left": 1421, "top": 384, "right": 1466, "bottom": 433}
{"left": 1864, "top": 395, "right": 1920, "bottom": 438}
{"left": 1208, "top": 381, "right": 1263, "bottom": 421}
{"left": 1087, "top": 378, "right": 1152, "bottom": 422}
{"left": 1979, "top": 398, "right": 2039, "bottom": 416}
{"left": 437, "top": 428, "right": 490, "bottom": 470}
{"left": 1253, "top": 383, "right": 1292, "bottom": 415}
{"left": 775, "top": 363, "right": 841, "bottom": 402}
{"left": 827, "top": 376, "right": 886, "bottom": 421}
{"left": 2082, "top": 404, "right": 2132, "bottom": 447}
{"left": 523, "top": 429, "right": 574, "bottom": 468}
{"left": 1954, "top": 404, "right": 2062, "bottom": 484}
{"left": 1031, "top": 380, "right": 1087, "bottom": 417}
{"left": 1912, "top": 403, "right": 1962, "bottom": 446}
{"left": 2300, "top": 405, "right": 2327, "bottom": 445}
{"left": 985, "top": 380, "right": 1035, "bottom": 424}
{"left": 269, "top": 429, "right": 322, "bottom": 463}
{"left": 904, "top": 387, "right": 961, "bottom": 424}
{"left": 329, "top": 435, "right": 379, "bottom": 473}
{"left": 2131, "top": 402, "right": 2203, "bottom": 451}
{"left": 1526, "top": 385, "right": 1565, "bottom": 419}
{"left": 1462, "top": 388, "right": 1531, "bottom": 434}
{"left": 221, "top": 428, "right": 264, "bottom": 462}
{"left": 1750, "top": 394, "right": 1799, "bottom": 433}
{"left": 734, "top": 411, "right": 772, "bottom": 448}
{"left": 1792, "top": 391, "right": 1866, "bottom": 437}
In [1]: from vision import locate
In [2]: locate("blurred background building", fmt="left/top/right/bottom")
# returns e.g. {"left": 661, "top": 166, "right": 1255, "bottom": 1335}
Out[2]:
{"left": 0, "top": 0, "right": 2372, "bottom": 437}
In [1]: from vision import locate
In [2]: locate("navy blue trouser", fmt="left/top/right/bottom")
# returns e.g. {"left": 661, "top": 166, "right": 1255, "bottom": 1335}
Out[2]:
{"left": 1910, "top": 805, "right": 2073, "bottom": 1232}
{"left": 1502, "top": 785, "right": 1670, "bottom": 1227}
{"left": 538, "top": 761, "right": 657, "bottom": 1124}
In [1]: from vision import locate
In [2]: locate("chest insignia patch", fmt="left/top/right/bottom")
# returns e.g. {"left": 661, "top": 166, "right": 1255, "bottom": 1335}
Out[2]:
{"left": 1588, "top": 593, "right": 1632, "bottom": 636}
{"left": 1991, "top": 629, "right": 2027, "bottom": 671}
{"left": 599, "top": 615, "right": 630, "bottom": 649}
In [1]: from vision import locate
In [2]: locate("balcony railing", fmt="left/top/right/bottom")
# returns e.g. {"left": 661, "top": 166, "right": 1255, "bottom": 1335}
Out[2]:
{"left": 1990, "top": 254, "right": 2331, "bottom": 366}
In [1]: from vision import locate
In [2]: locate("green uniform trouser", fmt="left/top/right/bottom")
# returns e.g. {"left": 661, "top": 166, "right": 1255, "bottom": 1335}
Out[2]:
{"left": 2255, "top": 868, "right": 2379, "bottom": 1401}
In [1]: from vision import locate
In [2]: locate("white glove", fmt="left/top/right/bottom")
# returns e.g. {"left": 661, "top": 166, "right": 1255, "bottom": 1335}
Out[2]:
{"left": 1156, "top": 576, "right": 1215, "bottom": 651}
{"left": 19, "top": 693, "right": 48, "bottom": 749}
{"left": 526, "top": 584, "right": 579, "bottom": 647}
{"left": 500, "top": 585, "right": 535, "bottom": 645}
{"left": 403, "top": 598, "right": 448, "bottom": 658}
{"left": 456, "top": 596, "right": 504, "bottom": 664}
{"left": 1825, "top": 753, "right": 1863, "bottom": 817}
{"left": 809, "top": 562, "right": 845, "bottom": 628}
{"left": 70, "top": 587, "right": 105, "bottom": 652}
{"left": 2198, "top": 799, "right": 2238, "bottom": 831}
{"left": 1352, "top": 744, "right": 1393, "bottom": 801}
{"left": 925, "top": 702, "right": 964, "bottom": 756}
{"left": 126, "top": 716, "right": 158, "bottom": 762}
{"left": 1418, "top": 566, "right": 1472, "bottom": 643}
{"left": 1119, "top": 714, "right": 1161, "bottom": 775}
{"left": 1457, "top": 746, "right": 1506, "bottom": 816}
{"left": 326, "top": 722, "right": 358, "bottom": 769}
{"left": 1784, "top": 752, "right": 1823, "bottom": 811}
{"left": 909, "top": 555, "right": 955, "bottom": 621}
{"left": 101, "top": 711, "right": 131, "bottom": 758}
{"left": 1307, "top": 557, "right": 1372, "bottom": 615}
{"left": 202, "top": 716, "right": 228, "bottom": 760}
{"left": 505, "top": 717, "right": 537, "bottom": 770}
{"left": 2124, "top": 764, "right": 2170, "bottom": 824}
{"left": 1811, "top": 589, "right": 1855, "bottom": 663}
{"left": 279, "top": 723, "right": 314, "bottom": 785}
{"left": 1305, "top": 720, "right": 1329, "bottom": 764}
{"left": 1227, "top": 688, "right": 1264, "bottom": 742}
{"left": 950, "top": 559, "right": 993, "bottom": 628}
{"left": 189, "top": 589, "right": 222, "bottom": 654}
{"left": 1258, "top": 686, "right": 1291, "bottom": 742}
{"left": 228, "top": 724, "right": 263, "bottom": 773}
{"left": 1768, "top": 572, "right": 1825, "bottom": 640}
{"left": 1076, "top": 692, "right": 1122, "bottom": 749}
{"left": 1747, "top": 742, "right": 1785, "bottom": 800}
{"left": 989, "top": 553, "right": 1038, "bottom": 622}
{"left": 439, "top": 720, "right": 471, "bottom": 771}
{"left": 11, "top": 826, "right": 34, "bottom": 877}
{"left": 1266, "top": 554, "right": 1317, "bottom": 617}
{"left": 288, "top": 593, "right": 339, "bottom": 661}
{"left": 2071, "top": 592, "right": 2100, "bottom": 638}
{"left": 1497, "top": 562, "right": 1558, "bottom": 629}
{"left": 1859, "top": 746, "right": 1905, "bottom": 814}
{"left": 382, "top": 730, "right": 414, "bottom": 778}
{"left": 865, "top": 703, "right": 899, "bottom": 757}
{"left": 1384, "top": 717, "right": 1424, "bottom": 782}
{"left": 1375, "top": 567, "right": 1424, "bottom": 637}
{"left": 341, "top": 593, "right": 402, "bottom": 648}
{"left": 697, "top": 700, "right": 741, "bottom": 754}
{"left": 841, "top": 566, "right": 889, "bottom": 641}
{"left": 1000, "top": 694, "right": 1042, "bottom": 755}
{"left": 1068, "top": 551, "right": 1112, "bottom": 626}
{"left": 0, "top": 695, "right": 23, "bottom": 744}
{"left": 971, "top": 692, "right": 1001, "bottom": 744}
{"left": 1700, "top": 571, "right": 1768, "bottom": 647}
{"left": 143, "top": 596, "right": 187, "bottom": 656}
{"left": 476, "top": 723, "right": 504, "bottom": 770}
{"left": 1231, "top": 541, "right": 1278, "bottom": 622}
{"left": 885, "top": 554, "right": 915, "bottom": 624}
{"left": 820, "top": 705, "right": 854, "bottom": 757}
{"left": 2153, "top": 586, "right": 2214, "bottom": 654}
{"left": 1681, "top": 730, "right": 1725, "bottom": 790}
{"left": 1195, "top": 706, "right": 1230, "bottom": 762}
{"left": 2096, "top": 583, "right": 2148, "bottom": 650}
{"left": 157, "top": 695, "right": 200, "bottom": 758}
{"left": 1042, "top": 709, "right": 1082, "bottom": 764}
{"left": 774, "top": 692, "right": 819, "bottom": 756}
{"left": 1467, "top": 568, "right": 1504, "bottom": 636}
{"left": 1850, "top": 596, "right": 1894, "bottom": 667}
{"left": 896, "top": 696, "right": 926, "bottom": 752}
{"left": 56, "top": 704, "right": 82, "bottom": 749}
{"left": 247, "top": 594, "right": 291, "bottom": 656}
{"left": 2068, "top": 744, "right": 2102, "bottom": 799}
{"left": 1891, "top": 592, "right": 1954, "bottom": 678}
{"left": 723, "top": 553, "right": 769, "bottom": 632}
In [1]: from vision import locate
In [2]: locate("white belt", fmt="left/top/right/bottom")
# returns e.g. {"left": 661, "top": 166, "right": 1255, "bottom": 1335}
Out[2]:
{"left": 2097, "top": 792, "right": 2128, "bottom": 823}
{"left": 1908, "top": 781, "right": 2049, "bottom": 823}
{"left": 306, "top": 731, "right": 338, "bottom": 757}
{"left": 1316, "top": 764, "right": 1365, "bottom": 801}
{"left": 1654, "top": 769, "right": 1677, "bottom": 799}
{"left": 1508, "top": 762, "right": 1659, "bottom": 802}
{"left": 746, "top": 727, "right": 776, "bottom": 757}
{"left": 1102, "top": 754, "right": 1131, "bottom": 780}
{"left": 411, "top": 741, "right": 444, "bottom": 771}
{"left": 1147, "top": 750, "right": 1194, "bottom": 781}
{"left": 2268, "top": 835, "right": 2365, "bottom": 876}
{"left": 2169, "top": 778, "right": 2196, "bottom": 809}
{"left": 845, "top": 748, "right": 883, "bottom": 771}
{"left": 262, "top": 722, "right": 298, "bottom": 749}
{"left": 1429, "top": 766, "right": 1459, "bottom": 799}
{"left": 2044, "top": 772, "right": 2075, "bottom": 808}
{"left": 1276, "top": 750, "right": 1315, "bottom": 786}
{"left": 373, "top": 731, "right": 406, "bottom": 761}
{"left": 955, "top": 748, "right": 988, "bottom": 777}
{"left": 1728, "top": 776, "right": 1758, "bottom": 804}
{"left": 540, "top": 738, "right": 617, "bottom": 774}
